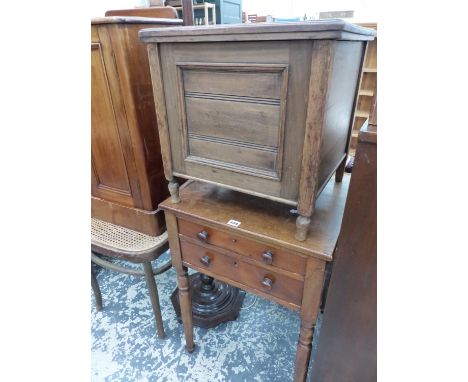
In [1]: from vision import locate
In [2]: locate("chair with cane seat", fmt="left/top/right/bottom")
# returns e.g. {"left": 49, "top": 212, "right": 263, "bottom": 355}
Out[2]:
{"left": 91, "top": 218, "right": 171, "bottom": 338}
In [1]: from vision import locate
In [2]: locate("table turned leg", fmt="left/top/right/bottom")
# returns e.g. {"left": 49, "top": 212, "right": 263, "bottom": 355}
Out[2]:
{"left": 91, "top": 265, "right": 102, "bottom": 311}
{"left": 168, "top": 178, "right": 180, "bottom": 203}
{"left": 294, "top": 321, "right": 315, "bottom": 382}
{"left": 294, "top": 258, "right": 326, "bottom": 381}
{"left": 335, "top": 156, "right": 347, "bottom": 182}
{"left": 177, "top": 265, "right": 195, "bottom": 352}
{"left": 295, "top": 215, "right": 311, "bottom": 242}
{"left": 165, "top": 212, "right": 194, "bottom": 352}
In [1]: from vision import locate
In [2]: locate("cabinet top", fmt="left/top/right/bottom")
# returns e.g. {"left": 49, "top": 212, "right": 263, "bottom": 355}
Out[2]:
{"left": 91, "top": 16, "right": 183, "bottom": 26}
{"left": 139, "top": 19, "right": 375, "bottom": 43}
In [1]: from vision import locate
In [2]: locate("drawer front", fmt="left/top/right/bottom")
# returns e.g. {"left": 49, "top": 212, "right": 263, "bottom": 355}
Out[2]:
{"left": 178, "top": 219, "right": 307, "bottom": 276}
{"left": 180, "top": 239, "right": 304, "bottom": 306}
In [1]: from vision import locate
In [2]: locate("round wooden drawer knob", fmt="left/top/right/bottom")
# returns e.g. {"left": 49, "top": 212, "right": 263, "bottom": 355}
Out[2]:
{"left": 262, "top": 251, "right": 273, "bottom": 264}
{"left": 261, "top": 276, "right": 274, "bottom": 290}
{"left": 200, "top": 255, "right": 211, "bottom": 267}
{"left": 197, "top": 230, "right": 209, "bottom": 242}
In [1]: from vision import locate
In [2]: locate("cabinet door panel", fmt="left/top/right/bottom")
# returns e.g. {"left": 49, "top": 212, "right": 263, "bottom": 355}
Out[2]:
{"left": 159, "top": 41, "right": 312, "bottom": 202}
{"left": 91, "top": 42, "right": 135, "bottom": 206}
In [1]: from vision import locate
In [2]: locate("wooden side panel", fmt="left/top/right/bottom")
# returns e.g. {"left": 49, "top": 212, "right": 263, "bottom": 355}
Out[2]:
{"left": 297, "top": 40, "right": 335, "bottom": 217}
{"left": 311, "top": 124, "right": 377, "bottom": 382}
{"left": 91, "top": 41, "right": 134, "bottom": 206}
{"left": 91, "top": 197, "right": 165, "bottom": 236}
{"left": 111, "top": 23, "right": 169, "bottom": 210}
{"left": 317, "top": 41, "right": 365, "bottom": 193}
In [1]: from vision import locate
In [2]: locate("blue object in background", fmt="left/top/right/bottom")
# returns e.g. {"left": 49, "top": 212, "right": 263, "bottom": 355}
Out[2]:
{"left": 208, "top": 0, "right": 243, "bottom": 24}
{"left": 273, "top": 17, "right": 302, "bottom": 22}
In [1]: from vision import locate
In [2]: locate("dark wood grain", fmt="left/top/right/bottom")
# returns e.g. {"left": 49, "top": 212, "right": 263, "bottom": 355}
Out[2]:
{"left": 311, "top": 113, "right": 377, "bottom": 382}
{"left": 93, "top": 16, "right": 181, "bottom": 25}
{"left": 178, "top": 219, "right": 307, "bottom": 276}
{"left": 181, "top": 0, "right": 194, "bottom": 26}
{"left": 91, "top": 197, "right": 165, "bottom": 236}
{"left": 105, "top": 7, "right": 179, "bottom": 19}
{"left": 179, "top": 239, "right": 304, "bottom": 306}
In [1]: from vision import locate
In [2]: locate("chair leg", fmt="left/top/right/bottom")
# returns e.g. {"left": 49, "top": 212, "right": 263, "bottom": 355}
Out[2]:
{"left": 91, "top": 266, "right": 103, "bottom": 311}
{"left": 143, "top": 262, "right": 165, "bottom": 339}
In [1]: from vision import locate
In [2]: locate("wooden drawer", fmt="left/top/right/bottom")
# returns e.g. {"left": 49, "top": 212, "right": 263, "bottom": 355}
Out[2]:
{"left": 180, "top": 239, "right": 304, "bottom": 307}
{"left": 178, "top": 219, "right": 307, "bottom": 276}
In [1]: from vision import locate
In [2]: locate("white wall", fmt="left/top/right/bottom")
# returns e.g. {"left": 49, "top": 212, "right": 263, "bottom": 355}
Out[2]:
{"left": 91, "top": 0, "right": 149, "bottom": 17}
{"left": 91, "top": 0, "right": 377, "bottom": 22}
{"left": 243, "top": 0, "right": 377, "bottom": 22}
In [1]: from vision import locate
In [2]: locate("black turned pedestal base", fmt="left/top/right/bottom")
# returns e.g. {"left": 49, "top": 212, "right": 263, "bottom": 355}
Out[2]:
{"left": 171, "top": 272, "right": 245, "bottom": 329}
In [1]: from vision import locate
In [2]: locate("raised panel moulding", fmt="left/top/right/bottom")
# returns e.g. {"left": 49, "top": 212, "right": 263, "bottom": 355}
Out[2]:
{"left": 176, "top": 62, "right": 288, "bottom": 180}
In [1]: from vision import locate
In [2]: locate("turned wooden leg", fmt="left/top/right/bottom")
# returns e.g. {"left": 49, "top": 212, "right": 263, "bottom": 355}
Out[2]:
{"left": 168, "top": 179, "right": 180, "bottom": 203}
{"left": 335, "top": 156, "right": 346, "bottom": 182}
{"left": 165, "top": 212, "right": 194, "bottom": 352}
{"left": 293, "top": 321, "right": 315, "bottom": 382}
{"left": 91, "top": 266, "right": 103, "bottom": 311}
{"left": 177, "top": 265, "right": 195, "bottom": 352}
{"left": 295, "top": 215, "right": 311, "bottom": 242}
{"left": 143, "top": 262, "right": 165, "bottom": 339}
{"left": 293, "top": 258, "right": 325, "bottom": 381}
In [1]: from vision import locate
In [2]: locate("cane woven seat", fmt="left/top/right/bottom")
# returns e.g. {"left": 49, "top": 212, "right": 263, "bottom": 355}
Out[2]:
{"left": 92, "top": 218, "right": 168, "bottom": 252}
{"left": 91, "top": 218, "right": 169, "bottom": 262}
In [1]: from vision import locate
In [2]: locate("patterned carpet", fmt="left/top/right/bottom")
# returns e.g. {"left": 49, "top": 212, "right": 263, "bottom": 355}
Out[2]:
{"left": 91, "top": 252, "right": 322, "bottom": 381}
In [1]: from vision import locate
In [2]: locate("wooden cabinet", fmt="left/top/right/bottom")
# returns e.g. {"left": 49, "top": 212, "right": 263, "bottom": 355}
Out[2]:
{"left": 140, "top": 21, "right": 375, "bottom": 240}
{"left": 91, "top": 16, "right": 182, "bottom": 235}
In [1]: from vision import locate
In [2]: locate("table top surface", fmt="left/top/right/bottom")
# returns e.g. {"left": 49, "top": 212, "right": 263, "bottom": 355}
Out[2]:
{"left": 160, "top": 175, "right": 350, "bottom": 261}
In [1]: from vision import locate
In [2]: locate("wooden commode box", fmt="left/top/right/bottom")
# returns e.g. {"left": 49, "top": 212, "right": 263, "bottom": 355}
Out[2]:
{"left": 140, "top": 21, "right": 375, "bottom": 240}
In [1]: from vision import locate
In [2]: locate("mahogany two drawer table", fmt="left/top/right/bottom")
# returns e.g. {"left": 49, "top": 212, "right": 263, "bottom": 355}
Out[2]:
{"left": 160, "top": 176, "right": 349, "bottom": 381}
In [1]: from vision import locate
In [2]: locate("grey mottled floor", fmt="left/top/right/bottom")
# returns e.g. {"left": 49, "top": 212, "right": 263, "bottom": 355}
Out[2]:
{"left": 91, "top": 252, "right": 322, "bottom": 381}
